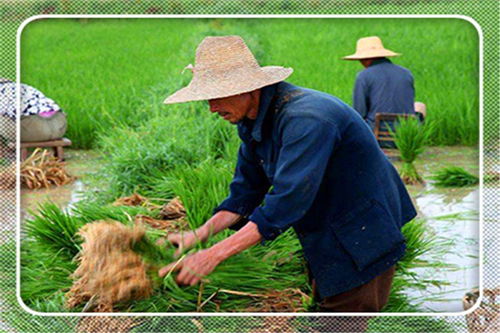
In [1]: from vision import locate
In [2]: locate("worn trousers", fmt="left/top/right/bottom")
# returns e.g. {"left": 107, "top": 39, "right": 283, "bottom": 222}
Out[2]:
{"left": 311, "top": 265, "right": 396, "bottom": 332}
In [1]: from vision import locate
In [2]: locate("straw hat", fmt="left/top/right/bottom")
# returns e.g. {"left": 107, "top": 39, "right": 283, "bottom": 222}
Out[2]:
{"left": 343, "top": 36, "right": 400, "bottom": 60}
{"left": 164, "top": 36, "right": 293, "bottom": 104}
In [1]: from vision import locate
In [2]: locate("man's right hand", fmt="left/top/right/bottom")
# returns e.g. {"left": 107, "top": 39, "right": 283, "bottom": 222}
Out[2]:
{"left": 166, "top": 231, "right": 201, "bottom": 257}
{"left": 160, "top": 210, "right": 243, "bottom": 257}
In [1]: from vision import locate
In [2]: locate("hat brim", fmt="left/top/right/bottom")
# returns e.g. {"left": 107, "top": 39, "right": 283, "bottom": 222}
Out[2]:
{"left": 343, "top": 50, "right": 400, "bottom": 60}
{"left": 164, "top": 66, "right": 293, "bottom": 105}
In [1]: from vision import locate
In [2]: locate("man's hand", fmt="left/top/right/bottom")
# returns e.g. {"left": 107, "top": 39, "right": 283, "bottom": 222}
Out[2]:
{"left": 165, "top": 231, "right": 201, "bottom": 258}
{"left": 160, "top": 210, "right": 243, "bottom": 257}
{"left": 158, "top": 249, "right": 221, "bottom": 286}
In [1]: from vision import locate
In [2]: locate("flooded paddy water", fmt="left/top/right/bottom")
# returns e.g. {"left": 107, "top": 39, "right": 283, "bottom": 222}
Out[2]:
{"left": 20, "top": 146, "right": 482, "bottom": 313}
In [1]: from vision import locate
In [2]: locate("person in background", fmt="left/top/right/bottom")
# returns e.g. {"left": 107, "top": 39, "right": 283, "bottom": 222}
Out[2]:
{"left": 343, "top": 36, "right": 425, "bottom": 130}
{"left": 0, "top": 78, "right": 67, "bottom": 143}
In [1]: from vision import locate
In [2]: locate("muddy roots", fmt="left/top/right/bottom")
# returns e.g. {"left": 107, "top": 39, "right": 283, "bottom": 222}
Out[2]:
{"left": 21, "top": 148, "right": 75, "bottom": 189}
{"left": 159, "top": 197, "right": 186, "bottom": 219}
{"left": 66, "top": 221, "right": 153, "bottom": 312}
{"left": 112, "top": 193, "right": 161, "bottom": 210}
{"left": 134, "top": 214, "right": 187, "bottom": 232}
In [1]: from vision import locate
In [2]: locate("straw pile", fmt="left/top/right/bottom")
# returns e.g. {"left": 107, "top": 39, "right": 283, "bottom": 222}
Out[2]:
{"left": 21, "top": 148, "right": 75, "bottom": 189}
{"left": 66, "top": 221, "right": 153, "bottom": 312}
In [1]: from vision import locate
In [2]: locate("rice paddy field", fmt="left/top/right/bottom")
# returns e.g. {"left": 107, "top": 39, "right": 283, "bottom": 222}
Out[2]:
{"left": 9, "top": 16, "right": 481, "bottom": 331}
{"left": 20, "top": 18, "right": 479, "bottom": 149}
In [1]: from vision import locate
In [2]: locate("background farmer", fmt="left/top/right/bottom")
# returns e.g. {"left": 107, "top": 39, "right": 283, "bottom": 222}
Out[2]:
{"left": 343, "top": 36, "right": 426, "bottom": 129}
{"left": 159, "top": 36, "right": 417, "bottom": 314}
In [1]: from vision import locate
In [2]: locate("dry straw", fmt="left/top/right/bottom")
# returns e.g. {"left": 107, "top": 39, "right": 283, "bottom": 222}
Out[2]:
{"left": 20, "top": 148, "right": 75, "bottom": 189}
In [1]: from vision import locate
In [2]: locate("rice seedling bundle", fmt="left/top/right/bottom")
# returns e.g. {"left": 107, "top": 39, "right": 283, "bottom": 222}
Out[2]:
{"left": 391, "top": 117, "right": 432, "bottom": 185}
{"left": 20, "top": 148, "right": 75, "bottom": 189}
{"left": 66, "top": 221, "right": 156, "bottom": 312}
{"left": 431, "top": 166, "right": 479, "bottom": 187}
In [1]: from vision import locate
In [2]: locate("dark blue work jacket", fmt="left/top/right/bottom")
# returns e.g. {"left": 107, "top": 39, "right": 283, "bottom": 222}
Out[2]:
{"left": 214, "top": 82, "right": 417, "bottom": 298}
{"left": 353, "top": 58, "right": 415, "bottom": 129}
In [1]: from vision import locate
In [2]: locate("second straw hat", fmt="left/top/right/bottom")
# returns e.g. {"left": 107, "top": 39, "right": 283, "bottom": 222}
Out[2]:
{"left": 164, "top": 35, "right": 293, "bottom": 104}
{"left": 343, "top": 36, "right": 400, "bottom": 60}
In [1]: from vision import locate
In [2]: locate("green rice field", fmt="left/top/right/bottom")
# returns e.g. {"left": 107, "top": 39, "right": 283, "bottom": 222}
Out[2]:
{"left": 13, "top": 17, "right": 479, "bottom": 330}
{"left": 20, "top": 18, "right": 479, "bottom": 148}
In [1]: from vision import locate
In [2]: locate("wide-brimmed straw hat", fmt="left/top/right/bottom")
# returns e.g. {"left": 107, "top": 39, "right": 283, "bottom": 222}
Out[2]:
{"left": 164, "top": 36, "right": 293, "bottom": 104}
{"left": 343, "top": 36, "right": 400, "bottom": 60}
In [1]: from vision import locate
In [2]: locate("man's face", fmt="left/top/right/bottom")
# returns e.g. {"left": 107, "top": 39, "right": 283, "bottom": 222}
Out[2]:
{"left": 208, "top": 92, "right": 257, "bottom": 124}
{"left": 360, "top": 59, "right": 373, "bottom": 68}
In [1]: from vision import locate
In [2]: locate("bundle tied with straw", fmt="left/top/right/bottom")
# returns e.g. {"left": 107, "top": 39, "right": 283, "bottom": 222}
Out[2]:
{"left": 21, "top": 148, "right": 75, "bottom": 189}
{"left": 66, "top": 220, "right": 163, "bottom": 312}
{"left": 390, "top": 117, "right": 433, "bottom": 185}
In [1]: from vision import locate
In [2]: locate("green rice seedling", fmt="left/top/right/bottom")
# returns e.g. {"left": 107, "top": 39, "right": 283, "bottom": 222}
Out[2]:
{"left": 431, "top": 166, "right": 479, "bottom": 187}
{"left": 391, "top": 117, "right": 433, "bottom": 185}
{"left": 20, "top": 195, "right": 452, "bottom": 314}
{"left": 23, "top": 202, "right": 84, "bottom": 257}
{"left": 153, "top": 159, "right": 235, "bottom": 230}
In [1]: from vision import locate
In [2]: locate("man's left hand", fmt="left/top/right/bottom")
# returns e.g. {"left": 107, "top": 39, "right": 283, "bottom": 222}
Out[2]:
{"left": 158, "top": 249, "right": 221, "bottom": 286}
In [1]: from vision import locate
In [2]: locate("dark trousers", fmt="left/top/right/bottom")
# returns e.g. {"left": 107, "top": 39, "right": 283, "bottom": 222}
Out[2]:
{"left": 310, "top": 265, "right": 396, "bottom": 332}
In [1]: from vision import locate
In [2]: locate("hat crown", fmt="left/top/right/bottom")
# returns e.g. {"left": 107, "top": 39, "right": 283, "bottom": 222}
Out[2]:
{"left": 194, "top": 36, "right": 260, "bottom": 72}
{"left": 356, "top": 36, "right": 385, "bottom": 52}
{"left": 163, "top": 35, "right": 293, "bottom": 104}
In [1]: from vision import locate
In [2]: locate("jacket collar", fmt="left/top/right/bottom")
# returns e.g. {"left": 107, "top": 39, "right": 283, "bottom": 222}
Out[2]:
{"left": 238, "top": 83, "right": 278, "bottom": 142}
{"left": 370, "top": 57, "right": 391, "bottom": 67}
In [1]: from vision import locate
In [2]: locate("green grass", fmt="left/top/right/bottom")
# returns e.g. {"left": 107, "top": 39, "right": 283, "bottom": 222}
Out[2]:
{"left": 431, "top": 166, "right": 479, "bottom": 187}
{"left": 19, "top": 18, "right": 479, "bottom": 149}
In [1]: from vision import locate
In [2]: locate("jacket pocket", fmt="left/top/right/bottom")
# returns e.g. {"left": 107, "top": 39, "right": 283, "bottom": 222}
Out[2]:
{"left": 331, "top": 199, "right": 404, "bottom": 272}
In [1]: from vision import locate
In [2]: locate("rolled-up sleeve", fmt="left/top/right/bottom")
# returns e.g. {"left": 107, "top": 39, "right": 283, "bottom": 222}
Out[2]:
{"left": 213, "top": 141, "right": 271, "bottom": 219}
{"left": 249, "top": 116, "right": 340, "bottom": 241}
{"left": 353, "top": 73, "right": 369, "bottom": 119}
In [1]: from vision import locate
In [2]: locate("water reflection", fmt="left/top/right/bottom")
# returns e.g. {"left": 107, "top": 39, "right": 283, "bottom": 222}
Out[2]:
{"left": 408, "top": 186, "right": 479, "bottom": 312}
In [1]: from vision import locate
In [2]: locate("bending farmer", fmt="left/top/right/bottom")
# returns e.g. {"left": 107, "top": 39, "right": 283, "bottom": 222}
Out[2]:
{"left": 159, "top": 36, "right": 417, "bottom": 313}
{"left": 343, "top": 36, "right": 426, "bottom": 129}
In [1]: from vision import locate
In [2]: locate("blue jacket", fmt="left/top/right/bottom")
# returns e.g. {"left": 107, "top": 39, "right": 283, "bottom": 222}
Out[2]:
{"left": 215, "top": 82, "right": 417, "bottom": 298}
{"left": 353, "top": 58, "right": 415, "bottom": 129}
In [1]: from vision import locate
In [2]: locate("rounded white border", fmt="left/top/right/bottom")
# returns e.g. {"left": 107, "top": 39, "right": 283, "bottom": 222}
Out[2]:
{"left": 15, "top": 14, "right": 484, "bottom": 317}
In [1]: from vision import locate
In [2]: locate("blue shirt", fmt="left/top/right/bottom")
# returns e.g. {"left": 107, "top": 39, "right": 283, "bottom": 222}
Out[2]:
{"left": 215, "top": 82, "right": 417, "bottom": 298}
{"left": 353, "top": 58, "right": 415, "bottom": 129}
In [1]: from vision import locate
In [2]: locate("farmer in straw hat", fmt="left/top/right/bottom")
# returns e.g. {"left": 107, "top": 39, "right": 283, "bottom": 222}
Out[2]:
{"left": 343, "top": 36, "right": 426, "bottom": 130}
{"left": 159, "top": 36, "right": 416, "bottom": 315}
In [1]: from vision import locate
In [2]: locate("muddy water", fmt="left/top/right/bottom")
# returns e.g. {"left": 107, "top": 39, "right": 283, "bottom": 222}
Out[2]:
{"left": 20, "top": 146, "right": 483, "bottom": 313}
{"left": 395, "top": 146, "right": 480, "bottom": 312}
{"left": 21, "top": 149, "right": 102, "bottom": 221}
